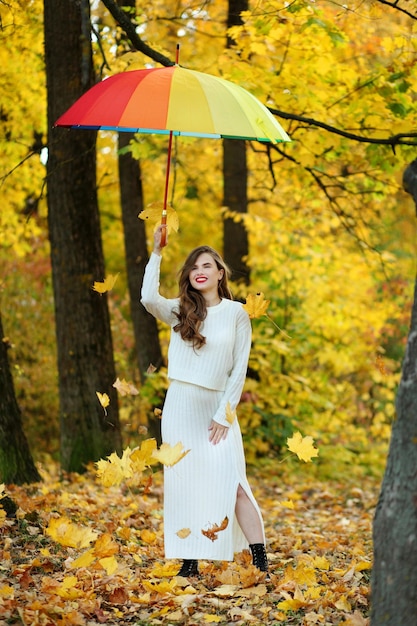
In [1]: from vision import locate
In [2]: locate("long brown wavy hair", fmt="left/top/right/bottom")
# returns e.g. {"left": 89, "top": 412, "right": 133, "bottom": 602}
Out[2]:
{"left": 173, "top": 246, "right": 233, "bottom": 349}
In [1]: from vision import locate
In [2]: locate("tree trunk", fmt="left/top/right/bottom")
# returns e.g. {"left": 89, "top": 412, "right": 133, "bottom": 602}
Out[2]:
{"left": 222, "top": 0, "right": 249, "bottom": 285}
{"left": 118, "top": 132, "right": 163, "bottom": 442}
{"left": 115, "top": 0, "right": 163, "bottom": 442}
{"left": 0, "top": 312, "right": 41, "bottom": 484}
{"left": 371, "top": 159, "right": 417, "bottom": 625}
{"left": 44, "top": 0, "right": 122, "bottom": 472}
{"left": 223, "top": 139, "right": 249, "bottom": 284}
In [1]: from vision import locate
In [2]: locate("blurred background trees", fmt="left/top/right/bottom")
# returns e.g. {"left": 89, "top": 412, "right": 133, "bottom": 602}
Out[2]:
{"left": 1, "top": 0, "right": 416, "bottom": 480}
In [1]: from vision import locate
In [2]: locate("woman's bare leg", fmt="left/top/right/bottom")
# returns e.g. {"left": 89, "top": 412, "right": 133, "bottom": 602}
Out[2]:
{"left": 234, "top": 484, "right": 264, "bottom": 544}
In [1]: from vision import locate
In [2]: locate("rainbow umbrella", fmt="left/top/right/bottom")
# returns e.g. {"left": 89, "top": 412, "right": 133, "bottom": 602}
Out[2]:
{"left": 55, "top": 52, "right": 290, "bottom": 241}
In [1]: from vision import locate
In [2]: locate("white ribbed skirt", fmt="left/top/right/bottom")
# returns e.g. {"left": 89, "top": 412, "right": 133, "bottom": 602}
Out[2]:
{"left": 161, "top": 380, "right": 264, "bottom": 560}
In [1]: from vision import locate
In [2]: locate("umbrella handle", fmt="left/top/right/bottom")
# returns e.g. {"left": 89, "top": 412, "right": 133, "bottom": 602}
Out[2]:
{"left": 161, "top": 211, "right": 167, "bottom": 246}
{"left": 160, "top": 129, "right": 174, "bottom": 247}
{"left": 160, "top": 46, "right": 179, "bottom": 248}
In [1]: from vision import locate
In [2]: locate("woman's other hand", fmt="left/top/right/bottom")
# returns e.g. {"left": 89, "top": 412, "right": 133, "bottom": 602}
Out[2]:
{"left": 208, "top": 420, "right": 229, "bottom": 445}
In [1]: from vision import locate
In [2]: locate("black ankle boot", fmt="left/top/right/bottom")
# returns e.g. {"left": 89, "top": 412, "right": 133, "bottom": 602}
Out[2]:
{"left": 249, "top": 543, "right": 269, "bottom": 573}
{"left": 177, "top": 559, "right": 199, "bottom": 577}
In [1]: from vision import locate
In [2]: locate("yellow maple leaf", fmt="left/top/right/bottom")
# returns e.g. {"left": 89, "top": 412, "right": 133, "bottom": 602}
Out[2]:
{"left": 142, "top": 579, "right": 178, "bottom": 594}
{"left": 277, "top": 597, "right": 306, "bottom": 612}
{"left": 282, "top": 561, "right": 317, "bottom": 587}
{"left": 242, "top": 292, "right": 270, "bottom": 319}
{"left": 151, "top": 562, "right": 180, "bottom": 578}
{"left": 46, "top": 516, "right": 98, "bottom": 549}
{"left": 141, "top": 529, "right": 157, "bottom": 544}
{"left": 96, "top": 391, "right": 110, "bottom": 415}
{"left": 56, "top": 575, "right": 82, "bottom": 599}
{"left": 113, "top": 377, "right": 139, "bottom": 396}
{"left": 287, "top": 431, "right": 319, "bottom": 463}
{"left": 139, "top": 202, "right": 179, "bottom": 233}
{"left": 0, "top": 585, "right": 14, "bottom": 599}
{"left": 99, "top": 555, "right": 119, "bottom": 575}
{"left": 93, "top": 532, "right": 119, "bottom": 557}
{"left": 278, "top": 499, "right": 295, "bottom": 509}
{"left": 92, "top": 273, "right": 119, "bottom": 294}
{"left": 225, "top": 402, "right": 236, "bottom": 425}
{"left": 314, "top": 556, "right": 330, "bottom": 570}
{"left": 130, "top": 438, "right": 157, "bottom": 473}
{"left": 69, "top": 549, "right": 95, "bottom": 569}
{"left": 151, "top": 442, "right": 190, "bottom": 467}
{"left": 96, "top": 448, "right": 133, "bottom": 487}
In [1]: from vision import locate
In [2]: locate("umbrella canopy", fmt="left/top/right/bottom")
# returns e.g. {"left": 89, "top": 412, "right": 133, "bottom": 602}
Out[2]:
{"left": 55, "top": 65, "right": 290, "bottom": 143}
{"left": 55, "top": 60, "right": 290, "bottom": 243}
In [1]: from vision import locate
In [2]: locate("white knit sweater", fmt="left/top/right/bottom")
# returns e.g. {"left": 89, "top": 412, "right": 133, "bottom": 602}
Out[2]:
{"left": 140, "top": 252, "right": 252, "bottom": 427}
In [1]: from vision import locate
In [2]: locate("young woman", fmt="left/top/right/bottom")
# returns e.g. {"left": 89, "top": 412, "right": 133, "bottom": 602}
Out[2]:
{"left": 141, "top": 226, "right": 268, "bottom": 578}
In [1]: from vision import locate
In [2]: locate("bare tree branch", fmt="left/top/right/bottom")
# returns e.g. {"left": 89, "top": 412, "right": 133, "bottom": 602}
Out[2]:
{"left": 100, "top": 0, "right": 174, "bottom": 66}
{"left": 269, "top": 107, "right": 417, "bottom": 150}
{"left": 376, "top": 0, "right": 417, "bottom": 20}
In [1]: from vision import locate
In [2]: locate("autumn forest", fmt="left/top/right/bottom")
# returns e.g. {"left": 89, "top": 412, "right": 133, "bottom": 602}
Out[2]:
{"left": 1, "top": 0, "right": 417, "bottom": 624}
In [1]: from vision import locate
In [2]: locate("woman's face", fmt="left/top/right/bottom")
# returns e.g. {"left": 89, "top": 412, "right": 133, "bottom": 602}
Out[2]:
{"left": 188, "top": 252, "right": 224, "bottom": 294}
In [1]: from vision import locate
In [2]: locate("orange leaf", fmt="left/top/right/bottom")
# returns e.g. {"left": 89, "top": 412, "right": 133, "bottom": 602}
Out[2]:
{"left": 202, "top": 516, "right": 229, "bottom": 542}
{"left": 113, "top": 377, "right": 139, "bottom": 396}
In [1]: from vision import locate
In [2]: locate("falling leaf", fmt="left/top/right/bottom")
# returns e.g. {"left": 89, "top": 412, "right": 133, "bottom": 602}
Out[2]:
{"left": 201, "top": 516, "right": 229, "bottom": 542}
{"left": 176, "top": 528, "right": 191, "bottom": 539}
{"left": 151, "top": 442, "right": 190, "bottom": 467}
{"left": 225, "top": 402, "right": 236, "bottom": 425}
{"left": 96, "top": 448, "right": 133, "bottom": 487}
{"left": 154, "top": 408, "right": 162, "bottom": 419}
{"left": 147, "top": 363, "right": 157, "bottom": 374}
{"left": 92, "top": 273, "right": 119, "bottom": 294}
{"left": 113, "top": 377, "right": 139, "bottom": 396}
{"left": 96, "top": 391, "right": 110, "bottom": 415}
{"left": 243, "top": 292, "right": 270, "bottom": 319}
{"left": 130, "top": 438, "right": 157, "bottom": 473}
{"left": 287, "top": 431, "right": 319, "bottom": 463}
{"left": 139, "top": 202, "right": 179, "bottom": 233}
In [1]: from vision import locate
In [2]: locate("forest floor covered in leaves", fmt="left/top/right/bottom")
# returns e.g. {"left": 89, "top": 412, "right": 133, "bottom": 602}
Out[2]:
{"left": 0, "top": 460, "right": 379, "bottom": 626}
